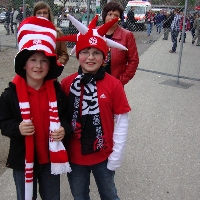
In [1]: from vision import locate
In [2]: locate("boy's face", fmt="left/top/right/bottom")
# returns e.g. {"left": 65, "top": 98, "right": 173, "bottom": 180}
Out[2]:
{"left": 24, "top": 51, "right": 50, "bottom": 83}
{"left": 78, "top": 48, "right": 104, "bottom": 74}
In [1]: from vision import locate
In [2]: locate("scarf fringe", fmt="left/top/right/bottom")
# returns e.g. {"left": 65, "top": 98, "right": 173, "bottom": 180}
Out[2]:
{"left": 51, "top": 162, "right": 72, "bottom": 174}
{"left": 25, "top": 182, "right": 33, "bottom": 200}
{"left": 25, "top": 162, "right": 33, "bottom": 200}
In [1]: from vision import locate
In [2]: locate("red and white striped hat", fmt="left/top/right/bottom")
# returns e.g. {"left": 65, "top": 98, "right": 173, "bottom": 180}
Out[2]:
{"left": 15, "top": 16, "right": 63, "bottom": 80}
{"left": 57, "top": 14, "right": 127, "bottom": 58}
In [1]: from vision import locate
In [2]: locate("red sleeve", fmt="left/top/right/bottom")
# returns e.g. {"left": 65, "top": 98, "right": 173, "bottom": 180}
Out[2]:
{"left": 112, "top": 81, "right": 131, "bottom": 114}
{"left": 120, "top": 32, "right": 139, "bottom": 85}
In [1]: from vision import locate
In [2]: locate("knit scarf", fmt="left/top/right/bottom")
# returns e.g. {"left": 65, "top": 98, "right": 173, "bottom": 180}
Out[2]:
{"left": 12, "top": 75, "right": 71, "bottom": 200}
{"left": 68, "top": 66, "right": 108, "bottom": 154}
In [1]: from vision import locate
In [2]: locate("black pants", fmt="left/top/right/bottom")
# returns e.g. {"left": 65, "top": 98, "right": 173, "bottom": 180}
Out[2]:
{"left": 179, "top": 31, "right": 186, "bottom": 42}
{"left": 10, "top": 22, "right": 17, "bottom": 34}
{"left": 127, "top": 20, "right": 136, "bottom": 31}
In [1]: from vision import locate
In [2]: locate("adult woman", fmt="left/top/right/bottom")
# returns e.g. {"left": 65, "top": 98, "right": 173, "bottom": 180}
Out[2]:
{"left": 33, "top": 1, "right": 69, "bottom": 66}
{"left": 102, "top": 1, "right": 139, "bottom": 86}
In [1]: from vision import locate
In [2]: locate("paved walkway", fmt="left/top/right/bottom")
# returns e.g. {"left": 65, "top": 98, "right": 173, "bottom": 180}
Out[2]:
{"left": 0, "top": 32, "right": 199, "bottom": 199}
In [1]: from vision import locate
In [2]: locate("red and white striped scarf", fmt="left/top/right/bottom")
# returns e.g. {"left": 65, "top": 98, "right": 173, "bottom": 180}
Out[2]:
{"left": 12, "top": 75, "right": 71, "bottom": 200}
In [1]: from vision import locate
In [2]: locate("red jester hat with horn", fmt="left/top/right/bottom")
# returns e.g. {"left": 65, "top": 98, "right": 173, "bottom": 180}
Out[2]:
{"left": 56, "top": 14, "right": 128, "bottom": 58}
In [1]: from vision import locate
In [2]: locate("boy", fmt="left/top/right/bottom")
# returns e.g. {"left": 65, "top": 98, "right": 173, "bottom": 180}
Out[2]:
{"left": 0, "top": 16, "right": 71, "bottom": 200}
{"left": 58, "top": 14, "right": 131, "bottom": 199}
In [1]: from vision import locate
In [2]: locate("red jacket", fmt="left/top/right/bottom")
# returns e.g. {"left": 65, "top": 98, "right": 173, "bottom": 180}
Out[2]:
{"left": 61, "top": 72, "right": 131, "bottom": 165}
{"left": 180, "top": 17, "right": 190, "bottom": 31}
{"left": 110, "top": 25, "right": 139, "bottom": 85}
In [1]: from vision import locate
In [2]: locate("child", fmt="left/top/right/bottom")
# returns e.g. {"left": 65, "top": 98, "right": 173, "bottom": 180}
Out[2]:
{"left": 58, "top": 14, "right": 131, "bottom": 199}
{"left": 0, "top": 16, "right": 72, "bottom": 200}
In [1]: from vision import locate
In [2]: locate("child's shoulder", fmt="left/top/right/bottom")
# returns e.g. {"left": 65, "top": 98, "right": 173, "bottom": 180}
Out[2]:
{"left": 99, "top": 73, "right": 124, "bottom": 89}
{"left": 62, "top": 72, "right": 78, "bottom": 83}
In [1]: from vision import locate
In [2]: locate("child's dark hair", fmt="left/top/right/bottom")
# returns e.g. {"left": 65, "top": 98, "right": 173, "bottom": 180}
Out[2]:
{"left": 102, "top": 1, "right": 124, "bottom": 23}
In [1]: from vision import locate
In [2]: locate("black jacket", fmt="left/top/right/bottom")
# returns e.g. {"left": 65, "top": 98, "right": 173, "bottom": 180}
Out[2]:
{"left": 5, "top": 10, "right": 10, "bottom": 23}
{"left": 163, "top": 14, "right": 174, "bottom": 29}
{"left": 127, "top": 9, "right": 136, "bottom": 23}
{"left": 0, "top": 80, "right": 72, "bottom": 171}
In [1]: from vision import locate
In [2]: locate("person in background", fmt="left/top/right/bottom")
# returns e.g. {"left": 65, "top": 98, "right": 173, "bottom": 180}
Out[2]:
{"left": 4, "top": 7, "right": 10, "bottom": 35}
{"left": 189, "top": 13, "right": 196, "bottom": 38}
{"left": 155, "top": 10, "right": 164, "bottom": 34}
{"left": 169, "top": 8, "right": 182, "bottom": 53}
{"left": 145, "top": 9, "right": 155, "bottom": 36}
{"left": 57, "top": 14, "right": 131, "bottom": 199}
{"left": 10, "top": 7, "right": 14, "bottom": 34}
{"left": 179, "top": 15, "right": 190, "bottom": 43}
{"left": 162, "top": 12, "right": 173, "bottom": 40}
{"left": 25, "top": 4, "right": 31, "bottom": 17}
{"left": 16, "top": 7, "right": 23, "bottom": 25}
{"left": 10, "top": 7, "right": 18, "bottom": 34}
{"left": 33, "top": 1, "right": 69, "bottom": 66}
{"left": 127, "top": 6, "right": 136, "bottom": 31}
{"left": 192, "top": 13, "right": 200, "bottom": 46}
{"left": 0, "top": 16, "right": 71, "bottom": 200}
{"left": 101, "top": 1, "right": 139, "bottom": 86}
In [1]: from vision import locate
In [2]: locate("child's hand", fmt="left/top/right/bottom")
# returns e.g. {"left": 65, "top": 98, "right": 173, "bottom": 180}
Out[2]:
{"left": 19, "top": 121, "right": 35, "bottom": 136}
{"left": 51, "top": 126, "right": 65, "bottom": 141}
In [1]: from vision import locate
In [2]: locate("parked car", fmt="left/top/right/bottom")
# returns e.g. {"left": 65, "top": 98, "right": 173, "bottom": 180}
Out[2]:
{"left": 0, "top": 12, "right": 6, "bottom": 23}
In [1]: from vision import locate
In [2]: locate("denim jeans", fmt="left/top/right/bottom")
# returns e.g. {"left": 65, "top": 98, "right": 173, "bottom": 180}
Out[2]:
{"left": 171, "top": 30, "right": 179, "bottom": 52}
{"left": 146, "top": 23, "right": 153, "bottom": 35}
{"left": 156, "top": 22, "right": 162, "bottom": 33}
{"left": 13, "top": 163, "right": 60, "bottom": 200}
{"left": 67, "top": 160, "right": 120, "bottom": 200}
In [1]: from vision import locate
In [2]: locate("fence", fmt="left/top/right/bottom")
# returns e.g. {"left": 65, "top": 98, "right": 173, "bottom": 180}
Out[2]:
{"left": 0, "top": 0, "right": 199, "bottom": 44}
{"left": 0, "top": 0, "right": 199, "bottom": 80}
{"left": 0, "top": 0, "right": 199, "bottom": 72}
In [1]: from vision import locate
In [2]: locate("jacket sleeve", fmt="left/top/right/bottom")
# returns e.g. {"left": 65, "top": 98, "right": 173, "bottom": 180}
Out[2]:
{"left": 120, "top": 32, "right": 139, "bottom": 85}
{"left": 0, "top": 87, "right": 23, "bottom": 138}
{"left": 56, "top": 28, "right": 69, "bottom": 66}
{"left": 107, "top": 113, "right": 129, "bottom": 171}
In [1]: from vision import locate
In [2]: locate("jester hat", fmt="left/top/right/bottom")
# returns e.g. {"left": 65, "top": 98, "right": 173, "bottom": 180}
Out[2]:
{"left": 57, "top": 14, "right": 128, "bottom": 58}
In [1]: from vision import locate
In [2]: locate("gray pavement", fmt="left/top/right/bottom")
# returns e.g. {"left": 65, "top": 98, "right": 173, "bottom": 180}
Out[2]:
{"left": 0, "top": 32, "right": 200, "bottom": 199}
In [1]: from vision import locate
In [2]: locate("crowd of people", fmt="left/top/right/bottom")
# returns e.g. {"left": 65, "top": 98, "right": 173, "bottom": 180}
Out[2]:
{"left": 124, "top": 6, "right": 200, "bottom": 50}
{"left": 0, "top": 1, "right": 139, "bottom": 200}
{"left": 143, "top": 8, "right": 200, "bottom": 52}
{"left": 3, "top": 5, "right": 31, "bottom": 35}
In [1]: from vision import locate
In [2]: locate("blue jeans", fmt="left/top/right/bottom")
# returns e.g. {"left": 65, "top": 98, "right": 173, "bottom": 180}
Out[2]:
{"left": 156, "top": 22, "right": 162, "bottom": 33}
{"left": 67, "top": 160, "right": 120, "bottom": 200}
{"left": 146, "top": 23, "right": 153, "bottom": 35}
{"left": 13, "top": 163, "right": 60, "bottom": 200}
{"left": 171, "top": 30, "right": 179, "bottom": 52}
